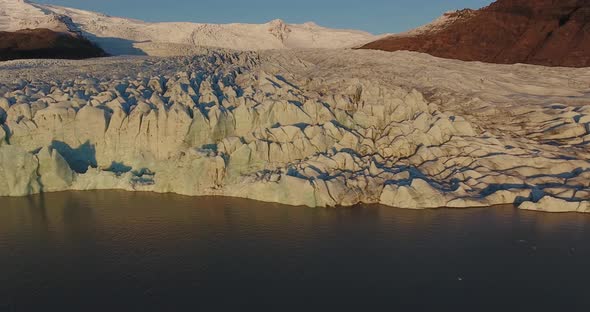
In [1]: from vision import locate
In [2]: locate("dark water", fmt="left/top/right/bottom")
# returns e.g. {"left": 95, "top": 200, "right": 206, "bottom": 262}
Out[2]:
{"left": 1, "top": 191, "right": 590, "bottom": 311}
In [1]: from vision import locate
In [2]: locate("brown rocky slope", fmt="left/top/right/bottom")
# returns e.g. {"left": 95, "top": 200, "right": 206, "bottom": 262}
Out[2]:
{"left": 0, "top": 28, "right": 107, "bottom": 61}
{"left": 360, "top": 0, "right": 590, "bottom": 67}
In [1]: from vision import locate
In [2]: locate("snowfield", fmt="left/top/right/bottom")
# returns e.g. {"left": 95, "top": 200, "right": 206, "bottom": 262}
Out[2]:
{"left": 1, "top": 49, "right": 590, "bottom": 212}
{"left": 0, "top": 0, "right": 377, "bottom": 55}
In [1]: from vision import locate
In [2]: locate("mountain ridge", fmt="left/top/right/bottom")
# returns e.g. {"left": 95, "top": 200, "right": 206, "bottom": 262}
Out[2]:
{"left": 0, "top": 0, "right": 377, "bottom": 55}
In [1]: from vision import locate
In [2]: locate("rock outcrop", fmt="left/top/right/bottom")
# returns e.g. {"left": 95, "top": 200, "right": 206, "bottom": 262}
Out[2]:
{"left": 0, "top": 28, "right": 107, "bottom": 61}
{"left": 0, "top": 48, "right": 589, "bottom": 212}
{"left": 359, "top": 0, "right": 590, "bottom": 67}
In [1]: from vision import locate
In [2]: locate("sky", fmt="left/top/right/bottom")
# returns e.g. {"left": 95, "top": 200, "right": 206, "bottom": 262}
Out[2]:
{"left": 34, "top": 0, "right": 492, "bottom": 34}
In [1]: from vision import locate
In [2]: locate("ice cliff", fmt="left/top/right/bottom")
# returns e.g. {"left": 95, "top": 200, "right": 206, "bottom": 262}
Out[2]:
{"left": 1, "top": 49, "right": 589, "bottom": 212}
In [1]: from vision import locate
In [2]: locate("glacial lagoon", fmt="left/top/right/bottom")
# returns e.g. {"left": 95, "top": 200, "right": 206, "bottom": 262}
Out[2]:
{"left": 1, "top": 191, "right": 589, "bottom": 310}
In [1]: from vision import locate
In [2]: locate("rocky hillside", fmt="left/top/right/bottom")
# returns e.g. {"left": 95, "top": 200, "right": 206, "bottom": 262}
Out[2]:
{"left": 0, "top": 28, "right": 107, "bottom": 61}
{"left": 360, "top": 0, "right": 590, "bottom": 67}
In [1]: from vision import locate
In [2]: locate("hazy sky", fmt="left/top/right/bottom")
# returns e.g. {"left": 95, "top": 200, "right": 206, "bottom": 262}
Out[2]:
{"left": 35, "top": 0, "right": 492, "bottom": 34}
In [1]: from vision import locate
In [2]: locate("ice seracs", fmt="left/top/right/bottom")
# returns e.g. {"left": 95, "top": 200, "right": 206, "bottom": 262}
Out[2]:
{"left": 0, "top": 49, "right": 589, "bottom": 212}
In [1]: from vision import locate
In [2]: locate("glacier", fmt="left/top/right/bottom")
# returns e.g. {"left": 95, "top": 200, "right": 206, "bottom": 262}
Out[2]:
{"left": 1, "top": 49, "right": 590, "bottom": 212}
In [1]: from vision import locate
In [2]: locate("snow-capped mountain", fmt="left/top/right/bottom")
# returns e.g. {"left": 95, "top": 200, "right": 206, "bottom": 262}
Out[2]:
{"left": 0, "top": 0, "right": 377, "bottom": 55}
